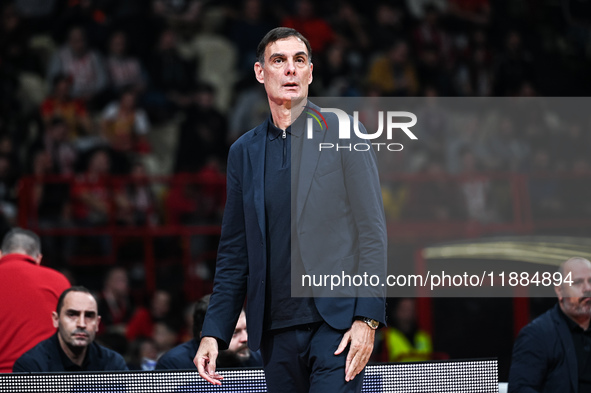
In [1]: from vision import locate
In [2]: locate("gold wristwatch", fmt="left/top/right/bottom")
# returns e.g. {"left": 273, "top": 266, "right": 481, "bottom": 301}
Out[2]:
{"left": 359, "top": 317, "right": 379, "bottom": 330}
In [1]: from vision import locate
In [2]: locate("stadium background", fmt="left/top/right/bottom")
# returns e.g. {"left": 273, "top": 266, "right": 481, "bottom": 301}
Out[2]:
{"left": 2, "top": 0, "right": 591, "bottom": 381}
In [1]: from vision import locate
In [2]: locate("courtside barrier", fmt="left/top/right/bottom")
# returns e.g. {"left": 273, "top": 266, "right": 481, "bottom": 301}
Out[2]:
{"left": 2, "top": 359, "right": 498, "bottom": 392}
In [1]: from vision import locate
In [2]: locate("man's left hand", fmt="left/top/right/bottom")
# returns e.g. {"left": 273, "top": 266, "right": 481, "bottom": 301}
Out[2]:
{"left": 334, "top": 320, "right": 375, "bottom": 382}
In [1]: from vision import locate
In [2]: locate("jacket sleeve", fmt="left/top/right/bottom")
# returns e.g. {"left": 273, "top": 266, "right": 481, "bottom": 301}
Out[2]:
{"left": 342, "top": 121, "right": 387, "bottom": 325}
{"left": 200, "top": 142, "right": 248, "bottom": 349}
{"left": 508, "top": 322, "right": 550, "bottom": 393}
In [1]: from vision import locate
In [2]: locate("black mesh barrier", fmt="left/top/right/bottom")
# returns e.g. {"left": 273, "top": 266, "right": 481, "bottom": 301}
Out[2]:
{"left": 1, "top": 359, "right": 498, "bottom": 392}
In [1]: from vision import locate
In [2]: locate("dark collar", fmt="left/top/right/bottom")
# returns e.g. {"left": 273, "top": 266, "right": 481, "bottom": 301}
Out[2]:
{"left": 266, "top": 104, "right": 310, "bottom": 140}
{"left": 52, "top": 333, "right": 91, "bottom": 371}
{"left": 267, "top": 114, "right": 291, "bottom": 140}
{"left": 557, "top": 303, "right": 589, "bottom": 333}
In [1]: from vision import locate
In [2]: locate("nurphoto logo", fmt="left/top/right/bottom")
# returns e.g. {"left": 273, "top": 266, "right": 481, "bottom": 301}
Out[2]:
{"left": 305, "top": 107, "right": 418, "bottom": 151}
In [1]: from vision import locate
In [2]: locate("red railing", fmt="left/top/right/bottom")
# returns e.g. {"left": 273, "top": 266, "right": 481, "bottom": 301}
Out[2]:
{"left": 18, "top": 173, "right": 225, "bottom": 299}
{"left": 17, "top": 171, "right": 591, "bottom": 299}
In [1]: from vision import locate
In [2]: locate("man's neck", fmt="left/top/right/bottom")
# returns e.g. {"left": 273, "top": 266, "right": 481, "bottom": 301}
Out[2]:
{"left": 560, "top": 304, "right": 590, "bottom": 330}
{"left": 269, "top": 99, "right": 306, "bottom": 130}
{"left": 573, "top": 316, "right": 590, "bottom": 331}
{"left": 58, "top": 334, "right": 88, "bottom": 367}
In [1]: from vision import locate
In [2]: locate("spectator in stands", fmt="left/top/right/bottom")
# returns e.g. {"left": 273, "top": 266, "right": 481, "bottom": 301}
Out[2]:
{"left": 458, "top": 148, "right": 497, "bottom": 223}
{"left": 405, "top": 0, "right": 446, "bottom": 21}
{"left": 70, "top": 149, "right": 112, "bottom": 226}
{"left": 12, "top": 0, "right": 57, "bottom": 34}
{"left": 563, "top": 157, "right": 591, "bottom": 219}
{"left": 167, "top": 157, "right": 225, "bottom": 228}
{"left": 174, "top": 83, "right": 227, "bottom": 173}
{"left": 229, "top": 0, "right": 274, "bottom": 76}
{"left": 367, "top": 40, "right": 419, "bottom": 96}
{"left": 153, "top": 320, "right": 180, "bottom": 358}
{"left": 0, "top": 228, "right": 70, "bottom": 373}
{"left": 156, "top": 294, "right": 262, "bottom": 370}
{"left": 105, "top": 31, "right": 146, "bottom": 97}
{"left": 118, "top": 160, "right": 158, "bottom": 226}
{"left": 0, "top": 47, "right": 21, "bottom": 121}
{"left": 381, "top": 298, "right": 433, "bottom": 363}
{"left": 47, "top": 26, "right": 108, "bottom": 104}
{"left": 13, "top": 286, "right": 128, "bottom": 372}
{"left": 126, "top": 337, "right": 159, "bottom": 370}
{"left": 329, "top": 2, "right": 370, "bottom": 54}
{"left": 126, "top": 289, "right": 173, "bottom": 342}
{"left": 454, "top": 45, "right": 494, "bottom": 96}
{"left": 144, "top": 28, "right": 195, "bottom": 121}
{"left": 316, "top": 43, "right": 359, "bottom": 96}
{"left": 41, "top": 75, "right": 92, "bottom": 142}
{"left": 53, "top": 0, "right": 110, "bottom": 50}
{"left": 493, "top": 30, "right": 534, "bottom": 96}
{"left": 403, "top": 158, "right": 466, "bottom": 221}
{"left": 527, "top": 148, "right": 562, "bottom": 220}
{"left": 369, "top": 3, "right": 410, "bottom": 53}
{"left": 446, "top": 0, "right": 490, "bottom": 30}
{"left": 413, "top": 4, "right": 452, "bottom": 63}
{"left": 0, "top": 3, "right": 39, "bottom": 74}
{"left": 97, "top": 267, "right": 133, "bottom": 336}
{"left": 509, "top": 257, "right": 591, "bottom": 392}
{"left": 100, "top": 87, "right": 151, "bottom": 161}
{"left": 31, "top": 117, "right": 77, "bottom": 175}
{"left": 27, "top": 149, "right": 71, "bottom": 270}
{"left": 0, "top": 153, "right": 19, "bottom": 228}
{"left": 281, "top": 0, "right": 334, "bottom": 55}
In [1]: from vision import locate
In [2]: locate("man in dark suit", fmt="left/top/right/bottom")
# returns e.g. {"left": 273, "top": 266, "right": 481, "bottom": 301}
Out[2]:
{"left": 156, "top": 294, "right": 262, "bottom": 370}
{"left": 194, "top": 27, "right": 387, "bottom": 393}
{"left": 508, "top": 257, "right": 591, "bottom": 392}
{"left": 13, "top": 286, "right": 128, "bottom": 372}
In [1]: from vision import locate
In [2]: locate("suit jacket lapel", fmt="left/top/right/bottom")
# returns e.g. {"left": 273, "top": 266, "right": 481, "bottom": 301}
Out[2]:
{"left": 553, "top": 306, "right": 578, "bottom": 392}
{"left": 248, "top": 121, "right": 268, "bottom": 240}
{"left": 297, "top": 102, "right": 325, "bottom": 221}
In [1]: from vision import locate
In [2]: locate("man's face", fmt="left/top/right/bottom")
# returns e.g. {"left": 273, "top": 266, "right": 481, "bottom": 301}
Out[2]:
{"left": 254, "top": 36, "right": 313, "bottom": 106}
{"left": 53, "top": 291, "right": 100, "bottom": 349}
{"left": 556, "top": 259, "right": 591, "bottom": 320}
{"left": 227, "top": 312, "right": 249, "bottom": 361}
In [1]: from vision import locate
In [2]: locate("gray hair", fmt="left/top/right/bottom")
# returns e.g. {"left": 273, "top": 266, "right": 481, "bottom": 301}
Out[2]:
{"left": 1, "top": 227, "right": 41, "bottom": 257}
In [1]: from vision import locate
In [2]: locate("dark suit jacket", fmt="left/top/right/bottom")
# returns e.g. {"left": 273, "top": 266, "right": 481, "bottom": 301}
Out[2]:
{"left": 12, "top": 333, "right": 128, "bottom": 372}
{"left": 508, "top": 304, "right": 578, "bottom": 393}
{"left": 202, "top": 103, "right": 387, "bottom": 351}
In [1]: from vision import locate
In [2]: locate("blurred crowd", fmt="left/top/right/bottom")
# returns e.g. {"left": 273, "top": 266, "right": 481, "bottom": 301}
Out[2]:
{"left": 0, "top": 0, "right": 589, "bottom": 230}
{"left": 1, "top": 0, "right": 591, "bottom": 358}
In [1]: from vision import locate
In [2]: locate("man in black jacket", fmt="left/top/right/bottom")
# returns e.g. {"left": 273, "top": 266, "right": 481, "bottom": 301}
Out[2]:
{"left": 13, "top": 286, "right": 128, "bottom": 372}
{"left": 156, "top": 294, "right": 262, "bottom": 370}
{"left": 509, "top": 257, "right": 591, "bottom": 392}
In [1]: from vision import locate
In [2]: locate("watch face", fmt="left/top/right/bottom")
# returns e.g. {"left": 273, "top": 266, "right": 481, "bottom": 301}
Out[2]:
{"left": 365, "top": 318, "right": 379, "bottom": 329}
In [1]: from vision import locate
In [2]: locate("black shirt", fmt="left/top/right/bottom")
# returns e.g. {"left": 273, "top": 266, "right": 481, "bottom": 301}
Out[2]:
{"left": 558, "top": 306, "right": 591, "bottom": 391}
{"left": 56, "top": 335, "right": 91, "bottom": 371}
{"left": 12, "top": 333, "right": 128, "bottom": 372}
{"left": 263, "top": 115, "right": 321, "bottom": 331}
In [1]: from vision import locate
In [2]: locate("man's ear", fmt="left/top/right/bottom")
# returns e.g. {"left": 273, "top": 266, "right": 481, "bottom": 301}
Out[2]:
{"left": 52, "top": 311, "right": 59, "bottom": 329}
{"left": 254, "top": 62, "right": 265, "bottom": 84}
{"left": 34, "top": 253, "right": 42, "bottom": 265}
{"left": 96, "top": 315, "right": 101, "bottom": 333}
{"left": 308, "top": 62, "right": 313, "bottom": 85}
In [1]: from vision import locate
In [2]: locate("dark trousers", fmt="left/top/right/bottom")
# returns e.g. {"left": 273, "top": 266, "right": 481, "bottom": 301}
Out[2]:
{"left": 260, "top": 322, "right": 365, "bottom": 393}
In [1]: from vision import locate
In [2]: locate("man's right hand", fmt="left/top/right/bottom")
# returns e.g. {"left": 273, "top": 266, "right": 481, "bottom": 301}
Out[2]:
{"left": 194, "top": 336, "right": 223, "bottom": 385}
